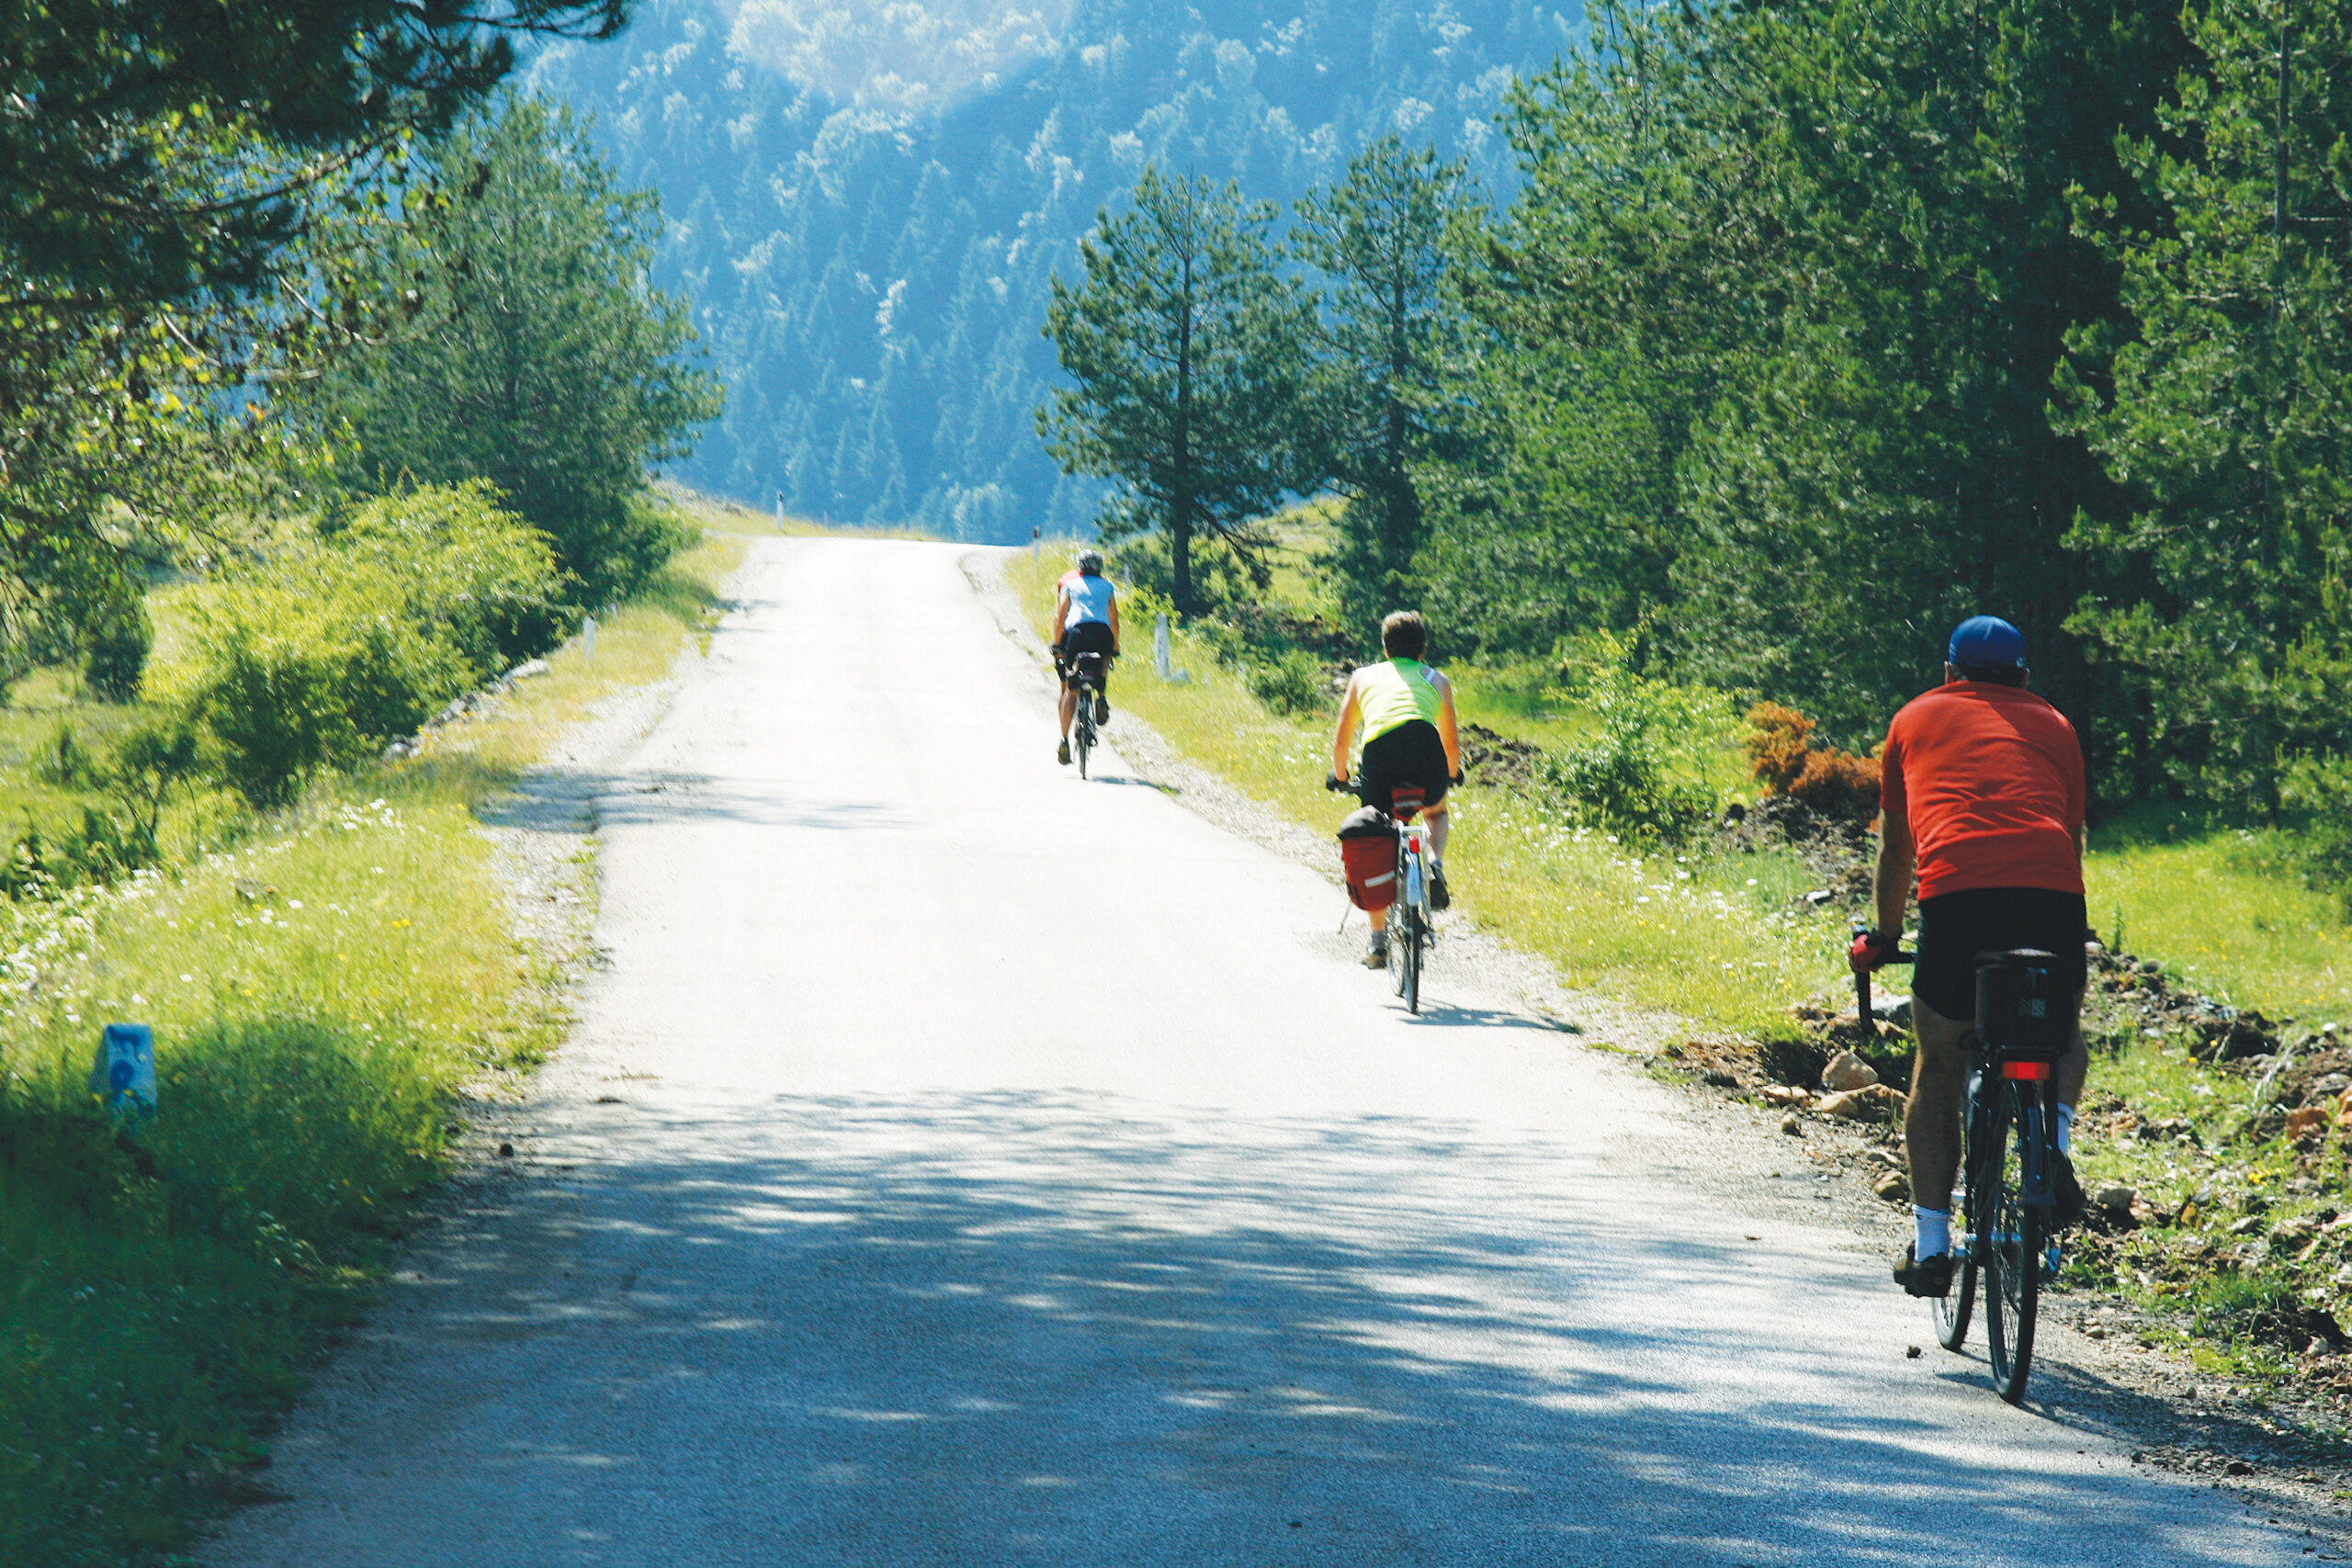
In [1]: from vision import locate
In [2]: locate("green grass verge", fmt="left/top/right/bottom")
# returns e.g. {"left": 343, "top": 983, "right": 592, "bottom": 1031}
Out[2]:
{"left": 0, "top": 503, "right": 749, "bottom": 1565}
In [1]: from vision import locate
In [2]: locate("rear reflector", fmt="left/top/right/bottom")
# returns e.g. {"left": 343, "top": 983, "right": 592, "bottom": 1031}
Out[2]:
{"left": 2000, "top": 1060, "right": 2052, "bottom": 1080}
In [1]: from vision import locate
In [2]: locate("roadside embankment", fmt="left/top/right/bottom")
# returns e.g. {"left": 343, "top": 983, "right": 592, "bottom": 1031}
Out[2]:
{"left": 0, "top": 498, "right": 755, "bottom": 1566}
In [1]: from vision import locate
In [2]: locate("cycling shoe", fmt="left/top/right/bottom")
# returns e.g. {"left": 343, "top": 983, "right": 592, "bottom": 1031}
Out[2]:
{"left": 1893, "top": 1242, "right": 1955, "bottom": 1298}
{"left": 2052, "top": 1150, "right": 2086, "bottom": 1228}
{"left": 1429, "top": 864, "right": 1451, "bottom": 911}
{"left": 1362, "top": 934, "right": 1389, "bottom": 969}
{"left": 1057, "top": 739, "right": 1071, "bottom": 765}
{"left": 1094, "top": 695, "right": 1111, "bottom": 724}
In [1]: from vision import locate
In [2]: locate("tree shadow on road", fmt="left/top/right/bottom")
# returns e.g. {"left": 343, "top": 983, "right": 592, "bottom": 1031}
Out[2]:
{"left": 311, "top": 1088, "right": 2323, "bottom": 1568}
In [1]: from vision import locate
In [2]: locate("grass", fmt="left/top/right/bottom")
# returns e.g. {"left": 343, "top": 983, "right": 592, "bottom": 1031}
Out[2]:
{"left": 1006, "top": 546, "right": 1847, "bottom": 1037}
{"left": 0, "top": 493, "right": 752, "bottom": 1565}
{"left": 2086, "top": 824, "right": 2352, "bottom": 1023}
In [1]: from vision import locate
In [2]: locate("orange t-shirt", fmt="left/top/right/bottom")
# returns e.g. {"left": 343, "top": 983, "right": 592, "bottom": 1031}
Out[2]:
{"left": 1880, "top": 682, "right": 2086, "bottom": 900}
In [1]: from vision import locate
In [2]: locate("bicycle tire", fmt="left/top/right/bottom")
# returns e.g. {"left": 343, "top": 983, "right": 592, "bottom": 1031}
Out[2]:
{"left": 1402, "top": 904, "right": 1423, "bottom": 1013}
{"left": 1398, "top": 844, "right": 1425, "bottom": 1013}
{"left": 1932, "top": 1105, "right": 1980, "bottom": 1352}
{"left": 1074, "top": 695, "right": 1093, "bottom": 779}
{"left": 1981, "top": 1082, "right": 2044, "bottom": 1403}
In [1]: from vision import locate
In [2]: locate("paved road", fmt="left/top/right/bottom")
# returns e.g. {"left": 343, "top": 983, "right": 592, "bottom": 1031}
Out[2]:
{"left": 209, "top": 539, "right": 2304, "bottom": 1566}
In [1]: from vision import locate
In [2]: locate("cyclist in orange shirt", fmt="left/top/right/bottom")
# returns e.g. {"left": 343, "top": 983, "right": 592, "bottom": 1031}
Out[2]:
{"left": 1851, "top": 616, "right": 2090, "bottom": 1298}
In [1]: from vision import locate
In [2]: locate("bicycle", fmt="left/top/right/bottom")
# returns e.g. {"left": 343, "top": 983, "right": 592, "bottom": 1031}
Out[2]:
{"left": 1062, "top": 649, "right": 1111, "bottom": 780}
{"left": 1329, "top": 775, "right": 1435, "bottom": 1014}
{"left": 1859, "top": 935, "right": 2067, "bottom": 1404}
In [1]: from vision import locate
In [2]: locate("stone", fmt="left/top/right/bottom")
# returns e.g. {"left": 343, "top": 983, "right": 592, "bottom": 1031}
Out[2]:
{"left": 1871, "top": 1170, "right": 1910, "bottom": 1202}
{"left": 2222, "top": 1460, "right": 2254, "bottom": 1476}
{"left": 2095, "top": 1184, "right": 2136, "bottom": 1215}
{"left": 1817, "top": 1084, "right": 1905, "bottom": 1122}
{"left": 1822, "top": 1051, "right": 1881, "bottom": 1091}
{"left": 505, "top": 658, "right": 553, "bottom": 681}
{"left": 2287, "top": 1106, "right": 2331, "bottom": 1145}
{"left": 1761, "top": 1083, "right": 1812, "bottom": 1108}
{"left": 1780, "top": 1114, "right": 1803, "bottom": 1136}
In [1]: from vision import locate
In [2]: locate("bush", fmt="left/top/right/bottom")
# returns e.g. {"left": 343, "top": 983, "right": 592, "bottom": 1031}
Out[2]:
{"left": 81, "top": 592, "right": 151, "bottom": 702}
{"left": 1744, "top": 701, "right": 1816, "bottom": 794}
{"left": 2285, "top": 753, "right": 2352, "bottom": 909}
{"left": 1744, "top": 700, "right": 1881, "bottom": 818}
{"left": 1248, "top": 648, "right": 1331, "bottom": 716}
{"left": 1539, "top": 633, "right": 1736, "bottom": 843}
{"left": 154, "top": 483, "right": 567, "bottom": 805}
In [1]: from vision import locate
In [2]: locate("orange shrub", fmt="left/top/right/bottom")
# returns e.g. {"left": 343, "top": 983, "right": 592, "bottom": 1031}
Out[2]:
{"left": 1790, "top": 747, "right": 1882, "bottom": 816}
{"left": 1744, "top": 702, "right": 1816, "bottom": 794}
{"left": 1746, "top": 699, "right": 1881, "bottom": 818}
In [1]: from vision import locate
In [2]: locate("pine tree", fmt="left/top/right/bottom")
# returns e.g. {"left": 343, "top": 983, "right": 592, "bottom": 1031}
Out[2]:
{"left": 1293, "top": 136, "right": 1481, "bottom": 629}
{"left": 1037, "top": 165, "right": 1317, "bottom": 614}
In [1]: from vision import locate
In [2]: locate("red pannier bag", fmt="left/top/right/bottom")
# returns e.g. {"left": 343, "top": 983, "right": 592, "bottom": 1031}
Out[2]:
{"left": 1337, "top": 806, "right": 1398, "bottom": 911}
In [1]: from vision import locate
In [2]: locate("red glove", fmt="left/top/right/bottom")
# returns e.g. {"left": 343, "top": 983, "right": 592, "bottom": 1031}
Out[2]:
{"left": 1849, "top": 930, "right": 1896, "bottom": 974}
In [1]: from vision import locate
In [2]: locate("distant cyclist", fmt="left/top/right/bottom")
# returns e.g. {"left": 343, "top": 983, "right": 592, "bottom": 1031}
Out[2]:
{"left": 1331, "top": 611, "right": 1462, "bottom": 967}
{"left": 1853, "top": 615, "right": 2090, "bottom": 1299}
{"left": 1051, "top": 547, "right": 1120, "bottom": 766}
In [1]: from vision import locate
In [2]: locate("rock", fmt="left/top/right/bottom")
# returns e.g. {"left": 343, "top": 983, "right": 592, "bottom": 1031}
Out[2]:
{"left": 1804, "top": 888, "right": 1835, "bottom": 907}
{"left": 1905, "top": 1344, "right": 1922, "bottom": 1359}
{"left": 505, "top": 658, "right": 553, "bottom": 681}
{"left": 2222, "top": 1460, "right": 2254, "bottom": 1476}
{"left": 1822, "top": 1051, "right": 1881, "bottom": 1091}
{"left": 1780, "top": 1114, "right": 1803, "bottom": 1136}
{"left": 496, "top": 1141, "right": 514, "bottom": 1158}
{"left": 2287, "top": 1106, "right": 2331, "bottom": 1144}
{"left": 1702, "top": 1069, "right": 1740, "bottom": 1089}
{"left": 1871, "top": 1169, "right": 1910, "bottom": 1202}
{"left": 1817, "top": 1084, "right": 1906, "bottom": 1122}
{"left": 1761, "top": 1084, "right": 1813, "bottom": 1109}
{"left": 2094, "top": 1185, "right": 2137, "bottom": 1222}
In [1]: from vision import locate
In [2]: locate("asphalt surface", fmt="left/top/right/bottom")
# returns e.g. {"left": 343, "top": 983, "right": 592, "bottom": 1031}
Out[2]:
{"left": 205, "top": 539, "right": 2309, "bottom": 1566}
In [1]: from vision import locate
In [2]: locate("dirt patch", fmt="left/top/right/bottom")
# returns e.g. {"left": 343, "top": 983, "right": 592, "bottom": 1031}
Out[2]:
{"left": 1716, "top": 792, "right": 1876, "bottom": 906}
{"left": 1457, "top": 722, "right": 1542, "bottom": 793}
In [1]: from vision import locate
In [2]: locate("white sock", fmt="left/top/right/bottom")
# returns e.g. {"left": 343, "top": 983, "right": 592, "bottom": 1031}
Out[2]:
{"left": 1914, "top": 1205, "right": 1951, "bottom": 1260}
{"left": 2056, "top": 1103, "right": 2075, "bottom": 1156}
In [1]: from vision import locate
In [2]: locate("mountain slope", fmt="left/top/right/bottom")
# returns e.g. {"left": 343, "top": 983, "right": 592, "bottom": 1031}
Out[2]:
{"left": 527, "top": 0, "right": 1581, "bottom": 538}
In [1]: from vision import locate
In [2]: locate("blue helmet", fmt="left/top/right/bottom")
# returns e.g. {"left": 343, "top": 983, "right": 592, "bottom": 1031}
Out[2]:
{"left": 1948, "top": 615, "right": 2027, "bottom": 669}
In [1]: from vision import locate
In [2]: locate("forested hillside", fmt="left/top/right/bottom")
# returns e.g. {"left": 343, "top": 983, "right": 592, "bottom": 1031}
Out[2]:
{"left": 524, "top": 0, "right": 1580, "bottom": 538}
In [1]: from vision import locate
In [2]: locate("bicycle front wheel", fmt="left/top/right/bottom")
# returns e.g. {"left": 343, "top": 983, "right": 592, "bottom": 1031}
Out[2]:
{"left": 1981, "top": 1083, "right": 2045, "bottom": 1403}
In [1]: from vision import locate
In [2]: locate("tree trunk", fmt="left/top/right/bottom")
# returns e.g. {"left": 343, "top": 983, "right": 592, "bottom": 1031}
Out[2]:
{"left": 1172, "top": 243, "right": 1197, "bottom": 615}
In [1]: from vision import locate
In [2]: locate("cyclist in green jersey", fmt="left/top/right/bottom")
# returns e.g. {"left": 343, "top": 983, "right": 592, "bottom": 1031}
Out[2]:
{"left": 1331, "top": 612, "right": 1463, "bottom": 967}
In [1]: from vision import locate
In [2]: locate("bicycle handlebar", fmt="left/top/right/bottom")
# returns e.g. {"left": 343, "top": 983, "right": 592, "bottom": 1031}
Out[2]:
{"left": 1324, "top": 773, "right": 1349, "bottom": 793}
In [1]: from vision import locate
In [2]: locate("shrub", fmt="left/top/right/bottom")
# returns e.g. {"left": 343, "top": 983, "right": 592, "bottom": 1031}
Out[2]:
{"left": 81, "top": 592, "right": 151, "bottom": 702}
{"left": 154, "top": 483, "right": 567, "bottom": 805}
{"left": 1744, "top": 699, "right": 1881, "bottom": 818}
{"left": 2285, "top": 753, "right": 2352, "bottom": 910}
{"left": 1790, "top": 747, "right": 1882, "bottom": 816}
{"left": 1248, "top": 649, "right": 1331, "bottom": 716}
{"left": 1539, "top": 632, "right": 1736, "bottom": 843}
{"left": 1744, "top": 701, "right": 1816, "bottom": 794}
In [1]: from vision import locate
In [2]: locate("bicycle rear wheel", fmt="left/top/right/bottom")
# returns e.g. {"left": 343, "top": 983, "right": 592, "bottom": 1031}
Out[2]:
{"left": 1074, "top": 702, "right": 1093, "bottom": 779}
{"left": 1981, "top": 1083, "right": 2045, "bottom": 1403}
{"left": 1401, "top": 904, "right": 1423, "bottom": 1012}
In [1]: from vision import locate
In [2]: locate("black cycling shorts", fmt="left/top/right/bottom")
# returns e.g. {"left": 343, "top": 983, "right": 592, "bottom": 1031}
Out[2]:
{"left": 1057, "top": 620, "right": 1114, "bottom": 689}
{"left": 1913, "top": 886, "right": 2087, "bottom": 1022}
{"left": 1359, "top": 719, "right": 1450, "bottom": 814}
